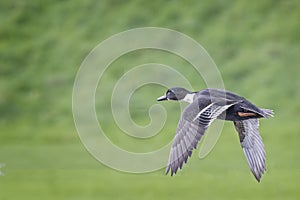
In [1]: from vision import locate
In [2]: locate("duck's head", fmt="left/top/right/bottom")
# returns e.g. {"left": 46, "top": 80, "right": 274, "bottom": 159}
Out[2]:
{"left": 157, "top": 87, "right": 194, "bottom": 103}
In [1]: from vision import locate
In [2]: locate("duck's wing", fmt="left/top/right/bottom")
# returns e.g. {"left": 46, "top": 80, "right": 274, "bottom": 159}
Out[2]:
{"left": 166, "top": 99, "right": 239, "bottom": 176}
{"left": 233, "top": 119, "right": 266, "bottom": 182}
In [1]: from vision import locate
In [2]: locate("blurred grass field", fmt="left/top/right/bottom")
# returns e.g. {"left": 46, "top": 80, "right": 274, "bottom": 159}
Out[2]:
{"left": 1, "top": 0, "right": 300, "bottom": 199}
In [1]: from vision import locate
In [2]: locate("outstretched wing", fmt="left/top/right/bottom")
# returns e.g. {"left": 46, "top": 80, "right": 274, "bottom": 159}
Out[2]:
{"left": 166, "top": 100, "right": 238, "bottom": 175}
{"left": 233, "top": 119, "right": 266, "bottom": 182}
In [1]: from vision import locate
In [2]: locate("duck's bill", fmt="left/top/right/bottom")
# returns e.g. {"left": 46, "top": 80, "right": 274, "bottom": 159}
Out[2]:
{"left": 157, "top": 95, "right": 168, "bottom": 101}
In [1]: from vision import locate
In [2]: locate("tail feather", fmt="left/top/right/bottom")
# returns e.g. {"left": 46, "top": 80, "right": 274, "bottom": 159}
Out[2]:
{"left": 260, "top": 108, "right": 274, "bottom": 118}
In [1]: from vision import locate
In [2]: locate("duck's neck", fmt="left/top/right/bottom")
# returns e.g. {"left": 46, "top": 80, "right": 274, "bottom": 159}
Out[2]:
{"left": 182, "top": 93, "right": 195, "bottom": 104}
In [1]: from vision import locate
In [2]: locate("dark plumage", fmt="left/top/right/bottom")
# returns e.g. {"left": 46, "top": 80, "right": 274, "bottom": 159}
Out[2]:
{"left": 157, "top": 87, "right": 273, "bottom": 182}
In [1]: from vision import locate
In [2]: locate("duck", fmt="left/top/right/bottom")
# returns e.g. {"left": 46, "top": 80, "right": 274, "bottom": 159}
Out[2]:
{"left": 157, "top": 87, "right": 274, "bottom": 182}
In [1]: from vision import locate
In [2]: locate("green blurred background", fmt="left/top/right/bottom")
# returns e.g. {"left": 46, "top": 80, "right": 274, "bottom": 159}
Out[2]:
{"left": 1, "top": 0, "right": 299, "bottom": 199}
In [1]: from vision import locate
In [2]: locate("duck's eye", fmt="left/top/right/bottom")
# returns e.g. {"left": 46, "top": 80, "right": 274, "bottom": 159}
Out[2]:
{"left": 166, "top": 90, "right": 177, "bottom": 100}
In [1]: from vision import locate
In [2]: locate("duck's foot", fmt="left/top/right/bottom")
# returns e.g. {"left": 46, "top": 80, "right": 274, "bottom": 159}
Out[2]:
{"left": 237, "top": 112, "right": 257, "bottom": 117}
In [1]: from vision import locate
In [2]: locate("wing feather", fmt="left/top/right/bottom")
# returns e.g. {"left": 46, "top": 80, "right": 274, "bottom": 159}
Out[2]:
{"left": 234, "top": 119, "right": 266, "bottom": 182}
{"left": 166, "top": 100, "right": 238, "bottom": 175}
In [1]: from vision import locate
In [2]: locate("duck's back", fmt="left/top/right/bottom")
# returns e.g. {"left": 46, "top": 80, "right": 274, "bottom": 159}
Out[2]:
{"left": 195, "top": 88, "right": 246, "bottom": 101}
{"left": 195, "top": 88, "right": 270, "bottom": 121}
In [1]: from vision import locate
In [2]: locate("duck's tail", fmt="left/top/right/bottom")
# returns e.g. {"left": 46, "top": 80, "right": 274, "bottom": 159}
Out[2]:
{"left": 260, "top": 108, "right": 274, "bottom": 118}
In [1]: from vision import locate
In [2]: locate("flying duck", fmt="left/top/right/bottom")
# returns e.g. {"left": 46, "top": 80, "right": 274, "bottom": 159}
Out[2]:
{"left": 157, "top": 87, "right": 274, "bottom": 182}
